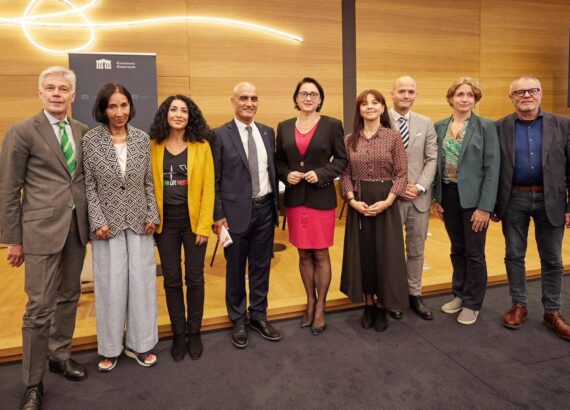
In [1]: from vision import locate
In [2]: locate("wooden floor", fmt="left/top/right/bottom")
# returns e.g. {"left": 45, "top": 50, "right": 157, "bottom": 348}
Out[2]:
{"left": 1, "top": 212, "right": 569, "bottom": 361}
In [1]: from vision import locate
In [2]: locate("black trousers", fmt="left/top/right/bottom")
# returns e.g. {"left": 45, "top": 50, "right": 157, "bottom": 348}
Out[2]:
{"left": 224, "top": 198, "right": 275, "bottom": 324}
{"left": 154, "top": 204, "right": 206, "bottom": 334}
{"left": 441, "top": 183, "right": 488, "bottom": 310}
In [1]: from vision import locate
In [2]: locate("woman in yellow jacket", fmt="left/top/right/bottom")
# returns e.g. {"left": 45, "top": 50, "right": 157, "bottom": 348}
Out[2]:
{"left": 149, "top": 95, "right": 214, "bottom": 361}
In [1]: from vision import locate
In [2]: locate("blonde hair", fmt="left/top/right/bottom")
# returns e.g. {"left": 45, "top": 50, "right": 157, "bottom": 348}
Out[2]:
{"left": 446, "top": 77, "right": 482, "bottom": 106}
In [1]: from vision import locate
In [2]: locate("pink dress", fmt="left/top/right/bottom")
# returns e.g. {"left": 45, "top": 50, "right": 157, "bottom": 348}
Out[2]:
{"left": 287, "top": 121, "right": 336, "bottom": 249}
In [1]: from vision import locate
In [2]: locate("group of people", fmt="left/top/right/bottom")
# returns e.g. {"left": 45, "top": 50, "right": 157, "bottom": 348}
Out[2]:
{"left": 0, "top": 66, "right": 569, "bottom": 410}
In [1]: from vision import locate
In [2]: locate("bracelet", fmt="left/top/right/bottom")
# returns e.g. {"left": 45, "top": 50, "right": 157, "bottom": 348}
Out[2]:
{"left": 348, "top": 198, "right": 355, "bottom": 203}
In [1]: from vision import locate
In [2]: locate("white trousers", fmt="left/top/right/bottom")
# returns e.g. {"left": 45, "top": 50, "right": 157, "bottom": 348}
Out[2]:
{"left": 92, "top": 229, "right": 158, "bottom": 357}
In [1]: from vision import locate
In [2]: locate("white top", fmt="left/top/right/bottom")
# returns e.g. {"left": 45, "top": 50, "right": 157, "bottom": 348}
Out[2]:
{"left": 114, "top": 142, "right": 127, "bottom": 178}
{"left": 233, "top": 118, "right": 272, "bottom": 197}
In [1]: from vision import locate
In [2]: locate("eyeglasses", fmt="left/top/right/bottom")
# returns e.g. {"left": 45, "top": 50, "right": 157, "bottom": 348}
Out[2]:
{"left": 511, "top": 88, "right": 541, "bottom": 97}
{"left": 297, "top": 91, "right": 320, "bottom": 99}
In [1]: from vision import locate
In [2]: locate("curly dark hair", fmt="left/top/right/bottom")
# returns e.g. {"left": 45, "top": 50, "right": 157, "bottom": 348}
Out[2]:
{"left": 149, "top": 95, "right": 210, "bottom": 143}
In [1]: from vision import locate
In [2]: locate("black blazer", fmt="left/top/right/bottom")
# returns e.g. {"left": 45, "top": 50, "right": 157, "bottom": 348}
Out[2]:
{"left": 275, "top": 116, "right": 347, "bottom": 210}
{"left": 211, "top": 119, "right": 278, "bottom": 234}
{"left": 495, "top": 111, "right": 570, "bottom": 226}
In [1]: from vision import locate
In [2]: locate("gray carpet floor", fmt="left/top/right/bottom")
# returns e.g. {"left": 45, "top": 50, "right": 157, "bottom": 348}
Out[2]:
{"left": 1, "top": 277, "right": 569, "bottom": 410}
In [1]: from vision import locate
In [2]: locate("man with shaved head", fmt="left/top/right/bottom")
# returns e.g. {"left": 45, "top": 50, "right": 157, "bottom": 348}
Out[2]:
{"left": 211, "top": 82, "right": 281, "bottom": 348}
{"left": 494, "top": 76, "right": 570, "bottom": 341}
{"left": 388, "top": 76, "right": 438, "bottom": 321}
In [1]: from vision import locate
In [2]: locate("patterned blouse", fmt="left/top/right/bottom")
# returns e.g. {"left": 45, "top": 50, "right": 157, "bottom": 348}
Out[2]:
{"left": 341, "top": 126, "right": 407, "bottom": 196}
{"left": 442, "top": 119, "right": 469, "bottom": 184}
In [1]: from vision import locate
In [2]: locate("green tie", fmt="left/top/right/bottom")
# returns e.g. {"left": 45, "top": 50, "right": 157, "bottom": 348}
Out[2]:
{"left": 58, "top": 121, "right": 76, "bottom": 176}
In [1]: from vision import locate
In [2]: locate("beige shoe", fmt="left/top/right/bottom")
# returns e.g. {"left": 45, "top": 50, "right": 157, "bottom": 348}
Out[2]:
{"left": 457, "top": 307, "right": 479, "bottom": 325}
{"left": 441, "top": 297, "right": 462, "bottom": 314}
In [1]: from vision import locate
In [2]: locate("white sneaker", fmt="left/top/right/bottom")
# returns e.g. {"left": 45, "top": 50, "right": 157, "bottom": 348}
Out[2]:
{"left": 441, "top": 297, "right": 462, "bottom": 314}
{"left": 457, "top": 307, "right": 479, "bottom": 325}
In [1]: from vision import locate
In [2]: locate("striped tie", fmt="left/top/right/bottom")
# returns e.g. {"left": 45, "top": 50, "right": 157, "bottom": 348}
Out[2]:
{"left": 398, "top": 116, "right": 409, "bottom": 150}
{"left": 58, "top": 121, "right": 76, "bottom": 176}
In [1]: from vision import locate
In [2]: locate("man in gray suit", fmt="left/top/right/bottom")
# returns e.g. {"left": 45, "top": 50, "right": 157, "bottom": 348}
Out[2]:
{"left": 389, "top": 76, "right": 438, "bottom": 320}
{"left": 494, "top": 76, "right": 570, "bottom": 341}
{"left": 0, "top": 66, "right": 89, "bottom": 410}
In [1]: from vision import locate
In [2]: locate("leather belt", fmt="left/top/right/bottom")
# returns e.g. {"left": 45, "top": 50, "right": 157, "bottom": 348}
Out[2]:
{"left": 513, "top": 185, "right": 544, "bottom": 192}
{"left": 252, "top": 192, "right": 273, "bottom": 206}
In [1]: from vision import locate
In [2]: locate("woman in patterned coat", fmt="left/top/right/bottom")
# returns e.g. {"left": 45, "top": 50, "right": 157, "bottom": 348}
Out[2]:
{"left": 83, "top": 83, "right": 160, "bottom": 372}
{"left": 340, "top": 89, "right": 409, "bottom": 332}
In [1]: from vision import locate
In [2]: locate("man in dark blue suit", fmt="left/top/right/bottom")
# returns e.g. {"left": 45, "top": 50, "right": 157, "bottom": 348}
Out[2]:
{"left": 212, "top": 82, "right": 281, "bottom": 348}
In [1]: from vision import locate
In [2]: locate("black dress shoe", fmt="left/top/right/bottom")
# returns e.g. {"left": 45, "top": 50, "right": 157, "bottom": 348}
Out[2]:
{"left": 19, "top": 383, "right": 43, "bottom": 410}
{"left": 361, "top": 305, "right": 376, "bottom": 329}
{"left": 48, "top": 358, "right": 87, "bottom": 381}
{"left": 231, "top": 324, "right": 248, "bottom": 349}
{"left": 188, "top": 333, "right": 203, "bottom": 360}
{"left": 388, "top": 309, "right": 403, "bottom": 320}
{"left": 410, "top": 295, "right": 434, "bottom": 320}
{"left": 249, "top": 320, "right": 282, "bottom": 341}
{"left": 374, "top": 307, "right": 388, "bottom": 332}
{"left": 171, "top": 333, "right": 186, "bottom": 362}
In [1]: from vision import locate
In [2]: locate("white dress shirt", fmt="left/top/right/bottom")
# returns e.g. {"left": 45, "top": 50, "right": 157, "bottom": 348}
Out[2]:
{"left": 234, "top": 118, "right": 272, "bottom": 197}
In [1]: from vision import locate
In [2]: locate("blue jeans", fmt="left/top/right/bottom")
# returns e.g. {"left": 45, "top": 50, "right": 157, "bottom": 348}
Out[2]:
{"left": 501, "top": 189, "right": 564, "bottom": 312}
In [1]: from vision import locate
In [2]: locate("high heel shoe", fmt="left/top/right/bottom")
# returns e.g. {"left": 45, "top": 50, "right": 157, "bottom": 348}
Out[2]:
{"left": 311, "top": 322, "right": 327, "bottom": 335}
{"left": 374, "top": 307, "right": 388, "bottom": 332}
{"left": 171, "top": 332, "right": 186, "bottom": 362}
{"left": 300, "top": 300, "right": 316, "bottom": 328}
{"left": 300, "top": 317, "right": 312, "bottom": 328}
{"left": 361, "top": 305, "right": 376, "bottom": 329}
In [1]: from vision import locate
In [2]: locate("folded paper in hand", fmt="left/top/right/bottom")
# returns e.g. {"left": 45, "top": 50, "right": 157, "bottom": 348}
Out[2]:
{"left": 220, "top": 225, "right": 233, "bottom": 248}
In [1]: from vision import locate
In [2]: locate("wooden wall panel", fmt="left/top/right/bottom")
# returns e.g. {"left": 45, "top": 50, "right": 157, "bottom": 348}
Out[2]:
{"left": 0, "top": 76, "right": 44, "bottom": 129}
{"left": 184, "top": 0, "right": 343, "bottom": 129}
{"left": 479, "top": 0, "right": 570, "bottom": 118}
{"left": 356, "top": 0, "right": 481, "bottom": 123}
{"left": 0, "top": 0, "right": 568, "bottom": 142}
{"left": 355, "top": 0, "right": 570, "bottom": 122}
{"left": 0, "top": 0, "right": 342, "bottom": 137}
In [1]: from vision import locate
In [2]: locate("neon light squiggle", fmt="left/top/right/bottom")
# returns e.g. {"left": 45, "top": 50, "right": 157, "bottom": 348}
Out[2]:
{"left": 2, "top": 0, "right": 303, "bottom": 54}
{"left": 21, "top": 0, "right": 95, "bottom": 54}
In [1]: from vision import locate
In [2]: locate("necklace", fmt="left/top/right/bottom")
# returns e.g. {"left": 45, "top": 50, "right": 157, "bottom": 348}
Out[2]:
{"left": 296, "top": 116, "right": 320, "bottom": 134}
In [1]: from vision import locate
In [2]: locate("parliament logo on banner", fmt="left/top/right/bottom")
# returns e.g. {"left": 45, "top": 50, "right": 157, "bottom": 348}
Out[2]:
{"left": 69, "top": 52, "right": 157, "bottom": 132}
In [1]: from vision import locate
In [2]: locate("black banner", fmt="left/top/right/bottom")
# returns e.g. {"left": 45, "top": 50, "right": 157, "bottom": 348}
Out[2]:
{"left": 69, "top": 52, "right": 157, "bottom": 132}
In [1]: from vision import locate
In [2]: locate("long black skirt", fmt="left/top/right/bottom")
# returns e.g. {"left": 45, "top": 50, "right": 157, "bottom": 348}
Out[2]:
{"left": 340, "top": 181, "right": 409, "bottom": 308}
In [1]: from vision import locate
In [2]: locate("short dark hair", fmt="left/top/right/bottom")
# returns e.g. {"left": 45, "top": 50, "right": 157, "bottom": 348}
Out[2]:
{"left": 292, "top": 77, "right": 325, "bottom": 112}
{"left": 92, "top": 83, "right": 136, "bottom": 124}
{"left": 149, "top": 95, "right": 210, "bottom": 143}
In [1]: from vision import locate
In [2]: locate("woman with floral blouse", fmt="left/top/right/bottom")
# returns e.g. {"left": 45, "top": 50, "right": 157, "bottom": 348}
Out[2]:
{"left": 340, "top": 89, "right": 408, "bottom": 332}
{"left": 432, "top": 77, "right": 499, "bottom": 326}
